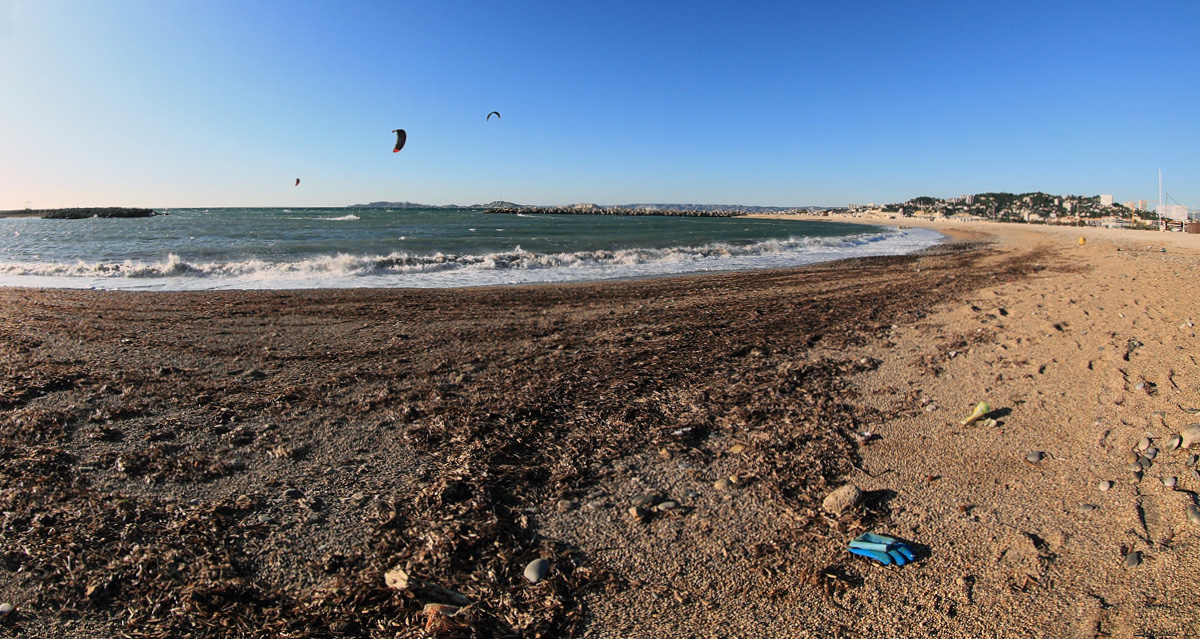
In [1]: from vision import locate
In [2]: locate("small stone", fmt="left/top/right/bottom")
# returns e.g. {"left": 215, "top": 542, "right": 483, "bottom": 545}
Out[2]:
{"left": 350, "top": 492, "right": 366, "bottom": 504}
{"left": 1124, "top": 551, "right": 1141, "bottom": 568}
{"left": 556, "top": 499, "right": 575, "bottom": 512}
{"left": 1125, "top": 451, "right": 1140, "bottom": 464}
{"left": 1164, "top": 434, "right": 1182, "bottom": 452}
{"left": 627, "top": 505, "right": 650, "bottom": 521}
{"left": 630, "top": 494, "right": 660, "bottom": 508}
{"left": 257, "top": 513, "right": 278, "bottom": 524}
{"left": 1026, "top": 451, "right": 1045, "bottom": 464}
{"left": 1127, "top": 461, "right": 1144, "bottom": 473}
{"left": 1079, "top": 504, "right": 1096, "bottom": 513}
{"left": 1193, "top": 468, "right": 1200, "bottom": 483}
{"left": 713, "top": 477, "right": 734, "bottom": 492}
{"left": 1188, "top": 505, "right": 1200, "bottom": 525}
{"left": 1145, "top": 447, "right": 1158, "bottom": 460}
{"left": 1182, "top": 424, "right": 1200, "bottom": 449}
{"left": 1163, "top": 476, "right": 1177, "bottom": 488}
{"left": 282, "top": 488, "right": 302, "bottom": 500}
{"left": 523, "top": 558, "right": 550, "bottom": 584}
{"left": 1139, "top": 457, "right": 1153, "bottom": 471}
{"left": 0, "top": 603, "right": 12, "bottom": 615}
{"left": 1187, "top": 454, "right": 1199, "bottom": 467}
{"left": 1098, "top": 480, "right": 1114, "bottom": 492}
{"left": 821, "top": 484, "right": 863, "bottom": 515}
{"left": 1130, "top": 470, "right": 1143, "bottom": 484}
{"left": 656, "top": 500, "right": 678, "bottom": 512}
{"left": 1138, "top": 437, "right": 1152, "bottom": 451}
{"left": 385, "top": 566, "right": 411, "bottom": 590}
{"left": 729, "top": 444, "right": 745, "bottom": 454}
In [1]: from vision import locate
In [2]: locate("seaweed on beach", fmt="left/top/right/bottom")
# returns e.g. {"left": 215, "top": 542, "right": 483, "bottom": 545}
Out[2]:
{"left": 0, "top": 241, "right": 1059, "bottom": 637}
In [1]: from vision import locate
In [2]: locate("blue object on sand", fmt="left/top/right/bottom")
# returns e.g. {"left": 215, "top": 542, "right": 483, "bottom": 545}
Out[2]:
{"left": 848, "top": 532, "right": 916, "bottom": 566}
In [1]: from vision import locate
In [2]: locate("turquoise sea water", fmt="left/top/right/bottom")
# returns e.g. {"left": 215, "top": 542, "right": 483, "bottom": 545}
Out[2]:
{"left": 0, "top": 208, "right": 944, "bottom": 290}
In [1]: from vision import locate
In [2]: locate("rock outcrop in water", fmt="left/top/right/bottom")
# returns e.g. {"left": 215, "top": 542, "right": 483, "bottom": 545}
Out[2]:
{"left": 23, "top": 207, "right": 158, "bottom": 219}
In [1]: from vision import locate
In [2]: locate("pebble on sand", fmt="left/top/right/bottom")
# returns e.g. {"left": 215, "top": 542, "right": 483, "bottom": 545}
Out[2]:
{"left": 1124, "top": 551, "right": 1142, "bottom": 568}
{"left": 523, "top": 558, "right": 550, "bottom": 584}
{"left": 1026, "top": 451, "right": 1045, "bottom": 464}
{"left": 1098, "top": 480, "right": 1114, "bottom": 492}
{"left": 1187, "top": 505, "right": 1200, "bottom": 525}
{"left": 821, "top": 484, "right": 863, "bottom": 515}
{"left": 713, "top": 477, "right": 734, "bottom": 492}
{"left": 1181, "top": 424, "right": 1200, "bottom": 449}
{"left": 0, "top": 603, "right": 12, "bottom": 615}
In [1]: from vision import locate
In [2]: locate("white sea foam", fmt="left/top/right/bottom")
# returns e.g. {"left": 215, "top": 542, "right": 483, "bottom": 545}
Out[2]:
{"left": 0, "top": 227, "right": 944, "bottom": 291}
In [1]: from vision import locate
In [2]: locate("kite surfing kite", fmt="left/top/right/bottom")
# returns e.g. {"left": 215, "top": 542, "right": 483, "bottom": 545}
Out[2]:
{"left": 487, "top": 111, "right": 500, "bottom": 121}
{"left": 295, "top": 178, "right": 300, "bottom": 186}
{"left": 392, "top": 129, "right": 407, "bottom": 152}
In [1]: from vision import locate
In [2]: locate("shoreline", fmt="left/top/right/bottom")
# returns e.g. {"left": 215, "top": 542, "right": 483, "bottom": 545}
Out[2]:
{"left": 1, "top": 222, "right": 1198, "bottom": 637}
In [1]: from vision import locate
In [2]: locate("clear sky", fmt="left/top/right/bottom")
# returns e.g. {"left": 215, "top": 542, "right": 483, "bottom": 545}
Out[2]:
{"left": 1, "top": 1, "right": 1197, "bottom": 209}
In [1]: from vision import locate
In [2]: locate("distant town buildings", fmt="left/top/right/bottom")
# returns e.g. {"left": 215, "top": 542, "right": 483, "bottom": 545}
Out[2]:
{"left": 1100, "top": 194, "right": 1114, "bottom": 206}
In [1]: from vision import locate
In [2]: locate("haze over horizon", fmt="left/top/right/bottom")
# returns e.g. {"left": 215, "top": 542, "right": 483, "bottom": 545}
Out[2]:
{"left": 2, "top": 1, "right": 1197, "bottom": 210}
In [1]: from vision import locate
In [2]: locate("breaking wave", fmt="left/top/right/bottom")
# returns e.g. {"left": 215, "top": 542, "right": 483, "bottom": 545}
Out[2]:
{"left": 0, "top": 228, "right": 943, "bottom": 290}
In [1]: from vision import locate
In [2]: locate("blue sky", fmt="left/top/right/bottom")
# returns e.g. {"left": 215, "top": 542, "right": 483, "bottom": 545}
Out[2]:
{"left": 1, "top": 1, "right": 1197, "bottom": 209}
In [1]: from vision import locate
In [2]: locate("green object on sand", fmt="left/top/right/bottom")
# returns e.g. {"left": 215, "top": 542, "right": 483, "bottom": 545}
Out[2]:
{"left": 960, "top": 402, "right": 990, "bottom": 426}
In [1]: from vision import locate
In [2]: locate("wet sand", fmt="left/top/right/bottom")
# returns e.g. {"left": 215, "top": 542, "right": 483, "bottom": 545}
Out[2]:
{"left": 1, "top": 220, "right": 1198, "bottom": 637}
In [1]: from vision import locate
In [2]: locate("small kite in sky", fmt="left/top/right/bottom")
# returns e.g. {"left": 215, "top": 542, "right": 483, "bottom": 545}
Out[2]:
{"left": 392, "top": 129, "right": 407, "bottom": 152}
{"left": 486, "top": 111, "right": 500, "bottom": 121}
{"left": 295, "top": 178, "right": 300, "bottom": 186}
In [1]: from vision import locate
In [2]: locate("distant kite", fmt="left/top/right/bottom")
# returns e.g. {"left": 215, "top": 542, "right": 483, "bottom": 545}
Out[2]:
{"left": 486, "top": 111, "right": 500, "bottom": 121}
{"left": 295, "top": 178, "right": 300, "bottom": 186}
{"left": 392, "top": 129, "right": 407, "bottom": 152}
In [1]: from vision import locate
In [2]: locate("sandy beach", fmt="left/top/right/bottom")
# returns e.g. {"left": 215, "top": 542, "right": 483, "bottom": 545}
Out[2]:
{"left": 2, "top": 219, "right": 1199, "bottom": 638}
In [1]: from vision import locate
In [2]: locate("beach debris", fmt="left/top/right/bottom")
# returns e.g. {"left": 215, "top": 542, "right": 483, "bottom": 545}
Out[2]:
{"left": 960, "top": 402, "right": 990, "bottom": 426}
{"left": 385, "top": 566, "right": 411, "bottom": 590}
{"left": 1025, "top": 451, "right": 1045, "bottom": 464}
{"left": 1187, "top": 505, "right": 1200, "bottom": 525}
{"left": 855, "top": 430, "right": 876, "bottom": 444}
{"left": 1180, "top": 424, "right": 1200, "bottom": 449}
{"left": 486, "top": 111, "right": 501, "bottom": 121}
{"left": 422, "top": 603, "right": 468, "bottom": 636}
{"left": 1163, "top": 476, "right": 1177, "bottom": 488}
{"left": 1164, "top": 434, "right": 1182, "bottom": 452}
{"left": 1098, "top": 480, "right": 1114, "bottom": 492}
{"left": 848, "top": 532, "right": 916, "bottom": 566}
{"left": 523, "top": 558, "right": 550, "bottom": 584}
{"left": 392, "top": 128, "right": 407, "bottom": 152}
{"left": 1123, "top": 551, "right": 1142, "bottom": 569}
{"left": 822, "top": 484, "right": 863, "bottom": 515}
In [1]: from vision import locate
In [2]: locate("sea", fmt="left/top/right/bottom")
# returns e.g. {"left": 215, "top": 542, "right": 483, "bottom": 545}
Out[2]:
{"left": 0, "top": 208, "right": 945, "bottom": 291}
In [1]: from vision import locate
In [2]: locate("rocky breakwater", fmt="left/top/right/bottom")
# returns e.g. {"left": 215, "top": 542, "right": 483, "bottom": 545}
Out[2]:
{"left": 31, "top": 207, "right": 157, "bottom": 219}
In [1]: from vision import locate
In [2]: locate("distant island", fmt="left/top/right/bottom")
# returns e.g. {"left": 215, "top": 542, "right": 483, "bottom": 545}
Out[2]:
{"left": 0, "top": 207, "right": 157, "bottom": 219}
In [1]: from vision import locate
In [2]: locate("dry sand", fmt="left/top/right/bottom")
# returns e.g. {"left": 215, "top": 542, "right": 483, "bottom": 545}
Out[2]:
{"left": 1, "top": 219, "right": 1198, "bottom": 638}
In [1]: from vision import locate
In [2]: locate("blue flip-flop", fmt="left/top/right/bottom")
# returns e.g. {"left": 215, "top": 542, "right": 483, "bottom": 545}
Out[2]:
{"left": 849, "top": 532, "right": 917, "bottom": 566}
